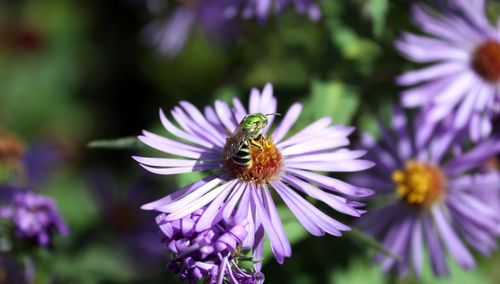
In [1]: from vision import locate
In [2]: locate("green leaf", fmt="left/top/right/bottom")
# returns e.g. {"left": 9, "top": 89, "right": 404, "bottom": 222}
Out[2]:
{"left": 330, "top": 257, "right": 386, "bottom": 284}
{"left": 40, "top": 245, "right": 137, "bottom": 284}
{"left": 364, "top": 0, "right": 389, "bottom": 37}
{"left": 87, "top": 137, "right": 140, "bottom": 150}
{"left": 300, "top": 80, "right": 360, "bottom": 128}
{"left": 345, "top": 228, "right": 398, "bottom": 259}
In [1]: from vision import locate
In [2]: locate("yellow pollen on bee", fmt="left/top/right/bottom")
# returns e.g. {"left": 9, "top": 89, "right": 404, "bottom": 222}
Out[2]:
{"left": 225, "top": 136, "right": 283, "bottom": 184}
{"left": 392, "top": 160, "right": 447, "bottom": 207}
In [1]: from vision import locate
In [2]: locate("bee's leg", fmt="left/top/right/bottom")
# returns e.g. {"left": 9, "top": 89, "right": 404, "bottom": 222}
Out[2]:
{"left": 249, "top": 138, "right": 264, "bottom": 155}
{"left": 249, "top": 139, "right": 262, "bottom": 149}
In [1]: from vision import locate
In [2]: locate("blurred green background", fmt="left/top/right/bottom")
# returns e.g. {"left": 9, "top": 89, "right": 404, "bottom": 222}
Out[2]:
{"left": 1, "top": 0, "right": 500, "bottom": 283}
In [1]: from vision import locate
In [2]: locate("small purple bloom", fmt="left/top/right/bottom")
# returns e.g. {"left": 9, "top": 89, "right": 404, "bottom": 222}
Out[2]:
{"left": 241, "top": 0, "right": 321, "bottom": 22}
{"left": 396, "top": 0, "right": 500, "bottom": 141}
{"left": 135, "top": 83, "right": 374, "bottom": 264}
{"left": 0, "top": 192, "right": 68, "bottom": 247}
{"left": 352, "top": 106, "right": 500, "bottom": 277}
{"left": 157, "top": 208, "right": 263, "bottom": 283}
{"left": 143, "top": 0, "right": 320, "bottom": 57}
{"left": 143, "top": 0, "right": 240, "bottom": 57}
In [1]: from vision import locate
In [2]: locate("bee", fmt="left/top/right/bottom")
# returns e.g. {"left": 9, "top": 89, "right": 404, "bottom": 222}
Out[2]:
{"left": 222, "top": 113, "right": 279, "bottom": 168}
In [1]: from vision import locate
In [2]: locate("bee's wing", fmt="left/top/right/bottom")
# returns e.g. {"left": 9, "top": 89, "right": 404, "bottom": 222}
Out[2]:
{"left": 221, "top": 126, "right": 248, "bottom": 160}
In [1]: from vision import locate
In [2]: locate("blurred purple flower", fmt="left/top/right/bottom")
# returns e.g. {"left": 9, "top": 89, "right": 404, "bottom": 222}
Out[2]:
{"left": 22, "top": 143, "right": 63, "bottom": 186}
{"left": 352, "top": 106, "right": 500, "bottom": 277}
{"left": 0, "top": 254, "right": 32, "bottom": 284}
{"left": 143, "top": 0, "right": 240, "bottom": 57}
{"left": 396, "top": 0, "right": 500, "bottom": 141}
{"left": 143, "top": 0, "right": 320, "bottom": 57}
{"left": 0, "top": 191, "right": 68, "bottom": 247}
{"left": 135, "top": 83, "right": 374, "bottom": 264}
{"left": 158, "top": 207, "right": 263, "bottom": 283}
{"left": 87, "top": 171, "right": 165, "bottom": 262}
{"left": 240, "top": 0, "right": 320, "bottom": 22}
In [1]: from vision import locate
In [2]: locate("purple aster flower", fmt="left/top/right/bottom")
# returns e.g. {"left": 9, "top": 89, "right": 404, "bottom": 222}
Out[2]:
{"left": 0, "top": 191, "right": 69, "bottom": 247}
{"left": 22, "top": 142, "right": 63, "bottom": 187}
{"left": 157, "top": 207, "right": 263, "bottom": 283}
{"left": 352, "top": 106, "right": 500, "bottom": 277}
{"left": 240, "top": 0, "right": 320, "bottom": 22}
{"left": 143, "top": 0, "right": 241, "bottom": 57}
{"left": 396, "top": 0, "right": 500, "bottom": 141}
{"left": 142, "top": 0, "right": 320, "bottom": 57}
{"left": 135, "top": 83, "right": 374, "bottom": 264}
{"left": 87, "top": 171, "right": 165, "bottom": 267}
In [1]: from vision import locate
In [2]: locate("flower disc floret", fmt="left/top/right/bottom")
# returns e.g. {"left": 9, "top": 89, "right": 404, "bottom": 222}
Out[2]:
{"left": 472, "top": 41, "right": 500, "bottom": 82}
{"left": 225, "top": 137, "right": 283, "bottom": 184}
{"left": 392, "top": 161, "right": 447, "bottom": 207}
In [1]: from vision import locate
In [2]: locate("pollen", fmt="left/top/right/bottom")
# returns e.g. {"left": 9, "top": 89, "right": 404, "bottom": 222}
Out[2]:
{"left": 225, "top": 136, "right": 283, "bottom": 184}
{"left": 472, "top": 41, "right": 500, "bottom": 82}
{"left": 392, "top": 160, "right": 447, "bottom": 208}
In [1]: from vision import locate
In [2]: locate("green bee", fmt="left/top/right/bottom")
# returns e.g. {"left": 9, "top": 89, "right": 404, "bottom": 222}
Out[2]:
{"left": 221, "top": 113, "right": 279, "bottom": 168}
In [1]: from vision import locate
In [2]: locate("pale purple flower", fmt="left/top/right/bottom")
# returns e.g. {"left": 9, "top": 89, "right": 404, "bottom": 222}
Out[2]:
{"left": 241, "top": 0, "right": 320, "bottom": 22}
{"left": 0, "top": 192, "right": 69, "bottom": 247}
{"left": 143, "top": 0, "right": 320, "bottom": 57}
{"left": 143, "top": 0, "right": 236, "bottom": 57}
{"left": 157, "top": 207, "right": 263, "bottom": 283}
{"left": 135, "top": 83, "right": 374, "bottom": 264}
{"left": 352, "top": 106, "right": 500, "bottom": 277}
{"left": 396, "top": 0, "right": 500, "bottom": 141}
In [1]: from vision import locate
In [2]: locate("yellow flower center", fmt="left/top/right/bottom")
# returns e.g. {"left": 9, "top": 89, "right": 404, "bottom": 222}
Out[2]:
{"left": 225, "top": 136, "right": 283, "bottom": 184}
{"left": 472, "top": 41, "right": 500, "bottom": 82}
{"left": 392, "top": 161, "right": 447, "bottom": 207}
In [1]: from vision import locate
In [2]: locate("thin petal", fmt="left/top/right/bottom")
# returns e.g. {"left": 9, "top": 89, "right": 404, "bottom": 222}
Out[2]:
{"left": 286, "top": 168, "right": 374, "bottom": 197}
{"left": 141, "top": 175, "right": 219, "bottom": 210}
{"left": 155, "top": 178, "right": 223, "bottom": 213}
{"left": 272, "top": 103, "right": 302, "bottom": 144}
{"left": 431, "top": 205, "right": 475, "bottom": 269}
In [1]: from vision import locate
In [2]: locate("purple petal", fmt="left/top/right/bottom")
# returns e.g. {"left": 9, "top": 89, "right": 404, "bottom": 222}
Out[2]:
{"left": 277, "top": 118, "right": 332, "bottom": 147}
{"left": 141, "top": 175, "right": 219, "bottom": 210}
{"left": 154, "top": 178, "right": 223, "bottom": 213}
{"left": 133, "top": 156, "right": 218, "bottom": 167}
{"left": 139, "top": 163, "right": 218, "bottom": 175}
{"left": 286, "top": 168, "right": 374, "bottom": 197}
{"left": 411, "top": 219, "right": 423, "bottom": 277}
{"left": 274, "top": 181, "right": 350, "bottom": 234}
{"left": 272, "top": 182, "right": 325, "bottom": 236}
{"left": 180, "top": 101, "right": 227, "bottom": 141}
{"left": 159, "top": 109, "right": 213, "bottom": 148}
{"left": 249, "top": 88, "right": 260, "bottom": 114}
{"left": 423, "top": 213, "right": 449, "bottom": 276}
{"left": 285, "top": 159, "right": 375, "bottom": 172}
{"left": 232, "top": 97, "right": 247, "bottom": 122}
{"left": 272, "top": 103, "right": 302, "bottom": 144}
{"left": 280, "top": 137, "right": 350, "bottom": 156}
{"left": 444, "top": 139, "right": 500, "bottom": 176}
{"left": 379, "top": 217, "right": 413, "bottom": 272}
{"left": 165, "top": 181, "right": 236, "bottom": 221}
{"left": 397, "top": 61, "right": 465, "bottom": 86}
{"left": 284, "top": 149, "right": 367, "bottom": 163}
{"left": 283, "top": 176, "right": 362, "bottom": 217}
{"left": 431, "top": 205, "right": 475, "bottom": 269}
{"left": 195, "top": 180, "right": 237, "bottom": 232}
{"left": 215, "top": 100, "right": 238, "bottom": 132}
{"left": 251, "top": 188, "right": 290, "bottom": 263}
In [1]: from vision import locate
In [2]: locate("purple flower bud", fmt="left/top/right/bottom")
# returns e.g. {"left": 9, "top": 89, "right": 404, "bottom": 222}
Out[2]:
{"left": 1, "top": 191, "right": 68, "bottom": 247}
{"left": 155, "top": 207, "right": 262, "bottom": 283}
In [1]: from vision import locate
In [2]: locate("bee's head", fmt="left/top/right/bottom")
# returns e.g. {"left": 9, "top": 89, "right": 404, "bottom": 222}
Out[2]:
{"left": 242, "top": 113, "right": 279, "bottom": 137}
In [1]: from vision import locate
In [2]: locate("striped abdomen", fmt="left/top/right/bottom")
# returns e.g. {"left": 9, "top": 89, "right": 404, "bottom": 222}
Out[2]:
{"left": 232, "top": 140, "right": 252, "bottom": 168}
